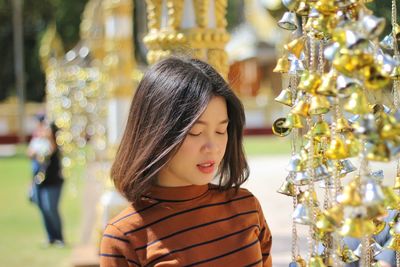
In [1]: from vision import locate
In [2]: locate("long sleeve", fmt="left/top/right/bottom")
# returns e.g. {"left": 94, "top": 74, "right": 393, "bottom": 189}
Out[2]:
{"left": 100, "top": 224, "right": 141, "bottom": 267}
{"left": 255, "top": 198, "right": 272, "bottom": 267}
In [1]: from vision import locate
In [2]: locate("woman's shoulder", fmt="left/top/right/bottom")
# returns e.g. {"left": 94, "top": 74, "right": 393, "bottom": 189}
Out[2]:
{"left": 105, "top": 201, "right": 158, "bottom": 233}
{"left": 208, "top": 184, "right": 258, "bottom": 204}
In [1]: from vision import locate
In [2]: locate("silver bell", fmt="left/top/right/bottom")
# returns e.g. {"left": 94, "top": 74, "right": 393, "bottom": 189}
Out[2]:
{"left": 293, "top": 171, "right": 312, "bottom": 186}
{"left": 289, "top": 58, "right": 305, "bottom": 75}
{"left": 363, "top": 178, "right": 385, "bottom": 205}
{"left": 286, "top": 154, "right": 304, "bottom": 172}
{"left": 292, "top": 202, "right": 312, "bottom": 225}
{"left": 380, "top": 33, "right": 395, "bottom": 50}
{"left": 339, "top": 159, "right": 357, "bottom": 176}
{"left": 345, "top": 30, "right": 369, "bottom": 49}
{"left": 362, "top": 14, "right": 386, "bottom": 39}
{"left": 278, "top": 11, "right": 298, "bottom": 31}
{"left": 324, "top": 42, "right": 340, "bottom": 61}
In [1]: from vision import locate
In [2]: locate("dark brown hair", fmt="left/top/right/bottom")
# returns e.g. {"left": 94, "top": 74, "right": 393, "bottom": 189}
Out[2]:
{"left": 111, "top": 56, "right": 249, "bottom": 202}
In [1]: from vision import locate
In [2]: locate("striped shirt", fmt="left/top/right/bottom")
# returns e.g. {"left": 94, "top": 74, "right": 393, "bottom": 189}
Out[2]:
{"left": 100, "top": 183, "right": 272, "bottom": 267}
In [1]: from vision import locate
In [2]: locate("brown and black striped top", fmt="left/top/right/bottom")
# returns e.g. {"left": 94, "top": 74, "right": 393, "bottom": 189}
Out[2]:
{"left": 100, "top": 183, "right": 272, "bottom": 267}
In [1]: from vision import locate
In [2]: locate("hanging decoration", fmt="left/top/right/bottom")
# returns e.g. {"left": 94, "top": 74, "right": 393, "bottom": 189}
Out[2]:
{"left": 274, "top": 0, "right": 400, "bottom": 265}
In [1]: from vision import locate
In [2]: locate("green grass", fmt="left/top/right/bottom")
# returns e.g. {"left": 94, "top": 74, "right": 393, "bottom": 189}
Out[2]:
{"left": 0, "top": 146, "right": 83, "bottom": 267}
{"left": 244, "top": 136, "right": 291, "bottom": 156}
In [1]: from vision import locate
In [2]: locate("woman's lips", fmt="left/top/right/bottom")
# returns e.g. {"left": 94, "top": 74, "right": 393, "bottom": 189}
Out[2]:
{"left": 197, "top": 161, "right": 215, "bottom": 174}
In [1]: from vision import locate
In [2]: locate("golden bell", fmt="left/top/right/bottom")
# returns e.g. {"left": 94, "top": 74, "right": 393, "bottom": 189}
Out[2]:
{"left": 325, "top": 136, "right": 349, "bottom": 160}
{"left": 344, "top": 90, "right": 370, "bottom": 114}
{"left": 312, "top": 120, "right": 331, "bottom": 139}
{"left": 336, "top": 117, "right": 352, "bottom": 133}
{"left": 394, "top": 23, "right": 400, "bottom": 39}
{"left": 283, "top": 113, "right": 304, "bottom": 129}
{"left": 394, "top": 174, "right": 400, "bottom": 190}
{"left": 308, "top": 255, "right": 326, "bottom": 267}
{"left": 316, "top": 213, "right": 335, "bottom": 232}
{"left": 366, "top": 204, "right": 388, "bottom": 220}
{"left": 296, "top": 255, "right": 307, "bottom": 267}
{"left": 382, "top": 186, "right": 400, "bottom": 210}
{"left": 344, "top": 132, "right": 360, "bottom": 157}
{"left": 391, "top": 65, "right": 400, "bottom": 80}
{"left": 339, "top": 217, "right": 376, "bottom": 238}
{"left": 315, "top": 0, "right": 337, "bottom": 14}
{"left": 340, "top": 245, "right": 359, "bottom": 263}
{"left": 386, "top": 234, "right": 400, "bottom": 251}
{"left": 295, "top": 0, "right": 309, "bottom": 16}
{"left": 275, "top": 87, "right": 293, "bottom": 106}
{"left": 337, "top": 181, "right": 362, "bottom": 206}
{"left": 291, "top": 100, "right": 310, "bottom": 117}
{"left": 284, "top": 36, "right": 306, "bottom": 59}
{"left": 273, "top": 55, "right": 290, "bottom": 73}
{"left": 308, "top": 95, "right": 330, "bottom": 115}
{"left": 298, "top": 71, "right": 322, "bottom": 94}
{"left": 277, "top": 179, "right": 296, "bottom": 197}
{"left": 373, "top": 219, "right": 386, "bottom": 235}
{"left": 324, "top": 205, "right": 343, "bottom": 227}
{"left": 316, "top": 71, "right": 337, "bottom": 96}
{"left": 362, "top": 65, "right": 391, "bottom": 90}
{"left": 272, "top": 118, "right": 292, "bottom": 137}
{"left": 366, "top": 141, "right": 391, "bottom": 162}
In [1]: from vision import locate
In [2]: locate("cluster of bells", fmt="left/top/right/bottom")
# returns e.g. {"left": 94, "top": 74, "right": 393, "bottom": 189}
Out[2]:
{"left": 47, "top": 64, "right": 108, "bottom": 171}
{"left": 272, "top": 0, "right": 400, "bottom": 265}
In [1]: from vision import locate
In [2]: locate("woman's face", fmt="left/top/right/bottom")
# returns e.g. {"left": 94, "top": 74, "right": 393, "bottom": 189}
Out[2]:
{"left": 157, "top": 96, "right": 229, "bottom": 187}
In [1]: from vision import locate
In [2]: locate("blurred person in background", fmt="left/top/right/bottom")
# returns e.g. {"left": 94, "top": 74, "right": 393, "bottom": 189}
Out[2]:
{"left": 28, "top": 116, "right": 65, "bottom": 247}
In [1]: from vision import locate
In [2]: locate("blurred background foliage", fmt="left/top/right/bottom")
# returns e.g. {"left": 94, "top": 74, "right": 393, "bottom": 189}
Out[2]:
{"left": 0, "top": 0, "right": 395, "bottom": 102}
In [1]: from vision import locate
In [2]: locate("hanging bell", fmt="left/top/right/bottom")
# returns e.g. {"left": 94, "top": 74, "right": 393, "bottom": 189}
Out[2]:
{"left": 366, "top": 140, "right": 391, "bottom": 162}
{"left": 293, "top": 171, "right": 312, "bottom": 186}
{"left": 278, "top": 11, "right": 298, "bottom": 31}
{"left": 336, "top": 75, "right": 360, "bottom": 97}
{"left": 312, "top": 120, "right": 331, "bottom": 139}
{"left": 345, "top": 30, "right": 369, "bottom": 49}
{"left": 291, "top": 99, "right": 310, "bottom": 117}
{"left": 325, "top": 136, "right": 349, "bottom": 160}
{"left": 394, "top": 174, "right": 400, "bottom": 190}
{"left": 363, "top": 178, "right": 385, "bottom": 205}
{"left": 391, "top": 65, "right": 400, "bottom": 80}
{"left": 340, "top": 245, "right": 359, "bottom": 263}
{"left": 381, "top": 186, "right": 400, "bottom": 210}
{"left": 323, "top": 42, "right": 340, "bottom": 61}
{"left": 362, "top": 14, "right": 386, "bottom": 39}
{"left": 380, "top": 33, "right": 394, "bottom": 50}
{"left": 336, "top": 117, "right": 352, "bottom": 133}
{"left": 298, "top": 71, "right": 322, "bottom": 94}
{"left": 316, "top": 71, "right": 337, "bottom": 96}
{"left": 363, "top": 65, "right": 391, "bottom": 90}
{"left": 339, "top": 217, "right": 376, "bottom": 238}
{"left": 324, "top": 204, "right": 343, "bottom": 226}
{"left": 292, "top": 202, "right": 312, "bottom": 225}
{"left": 272, "top": 118, "right": 292, "bottom": 137}
{"left": 353, "top": 114, "right": 376, "bottom": 137}
{"left": 277, "top": 179, "right": 297, "bottom": 197}
{"left": 316, "top": 213, "right": 335, "bottom": 232}
{"left": 354, "top": 238, "right": 383, "bottom": 257}
{"left": 338, "top": 159, "right": 356, "bottom": 176}
{"left": 285, "top": 37, "right": 306, "bottom": 59}
{"left": 314, "top": 0, "right": 337, "bottom": 14}
{"left": 366, "top": 204, "right": 388, "bottom": 220}
{"left": 289, "top": 58, "right": 305, "bottom": 75}
{"left": 295, "top": 255, "right": 307, "bottom": 267}
{"left": 275, "top": 88, "right": 293, "bottom": 106}
{"left": 314, "top": 164, "right": 330, "bottom": 182}
{"left": 309, "top": 95, "right": 330, "bottom": 115}
{"left": 343, "top": 132, "right": 360, "bottom": 157}
{"left": 295, "top": 0, "right": 309, "bottom": 16}
{"left": 297, "top": 190, "right": 319, "bottom": 206}
{"left": 370, "top": 170, "right": 384, "bottom": 182}
{"left": 273, "top": 55, "right": 290, "bottom": 73}
{"left": 373, "top": 219, "right": 386, "bottom": 235}
{"left": 286, "top": 154, "right": 304, "bottom": 172}
{"left": 344, "top": 90, "right": 370, "bottom": 114}
{"left": 394, "top": 23, "right": 400, "bottom": 40}
{"left": 386, "top": 234, "right": 400, "bottom": 251}
{"left": 337, "top": 181, "right": 362, "bottom": 206}
{"left": 308, "top": 255, "right": 327, "bottom": 267}
{"left": 283, "top": 113, "right": 304, "bottom": 129}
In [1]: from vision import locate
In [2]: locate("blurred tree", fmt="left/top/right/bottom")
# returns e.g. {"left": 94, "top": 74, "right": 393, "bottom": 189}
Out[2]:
{"left": 0, "top": 0, "right": 398, "bottom": 102}
{"left": 0, "top": 0, "right": 87, "bottom": 102}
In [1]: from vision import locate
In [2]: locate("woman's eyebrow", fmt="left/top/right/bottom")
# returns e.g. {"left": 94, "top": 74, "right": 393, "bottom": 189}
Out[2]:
{"left": 195, "top": 119, "right": 229, "bottom": 125}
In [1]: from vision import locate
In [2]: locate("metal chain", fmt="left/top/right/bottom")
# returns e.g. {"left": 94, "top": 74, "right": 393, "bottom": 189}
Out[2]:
{"left": 310, "top": 37, "right": 316, "bottom": 71}
{"left": 302, "top": 16, "right": 309, "bottom": 69}
{"left": 397, "top": 251, "right": 400, "bottom": 267}
{"left": 318, "top": 40, "right": 324, "bottom": 74}
{"left": 292, "top": 189, "right": 299, "bottom": 261}
{"left": 393, "top": 0, "right": 399, "bottom": 55}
